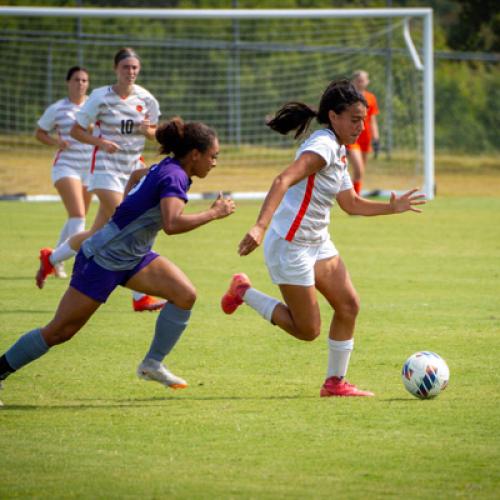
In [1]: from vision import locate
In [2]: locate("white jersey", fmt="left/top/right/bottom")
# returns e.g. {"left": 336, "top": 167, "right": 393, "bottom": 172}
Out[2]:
{"left": 270, "top": 129, "right": 353, "bottom": 245}
{"left": 37, "top": 97, "right": 93, "bottom": 173}
{"left": 76, "top": 84, "right": 160, "bottom": 177}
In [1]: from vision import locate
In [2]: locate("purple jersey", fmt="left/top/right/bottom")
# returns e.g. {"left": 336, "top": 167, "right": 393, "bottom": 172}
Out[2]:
{"left": 82, "top": 157, "right": 191, "bottom": 271}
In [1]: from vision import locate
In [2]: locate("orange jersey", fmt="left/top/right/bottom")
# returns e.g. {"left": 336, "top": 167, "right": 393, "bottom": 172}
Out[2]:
{"left": 348, "top": 90, "right": 379, "bottom": 152}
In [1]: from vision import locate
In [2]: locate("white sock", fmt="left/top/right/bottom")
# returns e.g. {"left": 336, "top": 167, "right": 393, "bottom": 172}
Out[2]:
{"left": 243, "top": 288, "right": 280, "bottom": 323}
{"left": 66, "top": 217, "right": 85, "bottom": 236}
{"left": 327, "top": 338, "right": 354, "bottom": 379}
{"left": 132, "top": 291, "right": 146, "bottom": 301}
{"left": 50, "top": 239, "right": 77, "bottom": 265}
{"left": 56, "top": 221, "right": 70, "bottom": 247}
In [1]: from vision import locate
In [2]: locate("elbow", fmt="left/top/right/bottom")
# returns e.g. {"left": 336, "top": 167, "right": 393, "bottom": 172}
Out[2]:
{"left": 339, "top": 201, "right": 360, "bottom": 216}
{"left": 163, "top": 224, "right": 179, "bottom": 236}
{"left": 272, "top": 174, "right": 291, "bottom": 193}
{"left": 343, "top": 204, "right": 358, "bottom": 216}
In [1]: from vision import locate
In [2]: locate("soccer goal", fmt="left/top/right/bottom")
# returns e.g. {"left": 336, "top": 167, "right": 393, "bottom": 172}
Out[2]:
{"left": 0, "top": 7, "right": 434, "bottom": 198}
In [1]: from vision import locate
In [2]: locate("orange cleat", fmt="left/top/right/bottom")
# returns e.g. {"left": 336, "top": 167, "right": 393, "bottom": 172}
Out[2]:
{"left": 320, "top": 376, "right": 375, "bottom": 397}
{"left": 220, "top": 273, "right": 252, "bottom": 314}
{"left": 36, "top": 248, "right": 55, "bottom": 289}
{"left": 133, "top": 295, "right": 166, "bottom": 312}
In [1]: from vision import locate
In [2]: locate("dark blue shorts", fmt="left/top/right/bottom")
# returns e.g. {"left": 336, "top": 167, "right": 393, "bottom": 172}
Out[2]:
{"left": 69, "top": 250, "right": 160, "bottom": 303}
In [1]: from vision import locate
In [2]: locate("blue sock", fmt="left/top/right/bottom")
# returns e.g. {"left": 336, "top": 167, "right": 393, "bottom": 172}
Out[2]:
{"left": 4, "top": 328, "right": 49, "bottom": 371}
{"left": 145, "top": 303, "right": 191, "bottom": 363}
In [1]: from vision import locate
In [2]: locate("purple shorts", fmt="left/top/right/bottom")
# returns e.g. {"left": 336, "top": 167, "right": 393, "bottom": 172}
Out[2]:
{"left": 69, "top": 250, "right": 160, "bottom": 303}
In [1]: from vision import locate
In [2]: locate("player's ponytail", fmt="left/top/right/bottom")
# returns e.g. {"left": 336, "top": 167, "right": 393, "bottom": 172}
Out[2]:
{"left": 156, "top": 117, "right": 217, "bottom": 158}
{"left": 267, "top": 79, "right": 367, "bottom": 139}
{"left": 266, "top": 102, "right": 317, "bottom": 139}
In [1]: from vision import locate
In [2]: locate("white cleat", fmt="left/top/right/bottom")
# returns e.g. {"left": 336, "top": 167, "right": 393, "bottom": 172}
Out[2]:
{"left": 137, "top": 360, "right": 188, "bottom": 390}
{"left": 54, "top": 262, "right": 68, "bottom": 279}
{"left": 0, "top": 381, "right": 4, "bottom": 407}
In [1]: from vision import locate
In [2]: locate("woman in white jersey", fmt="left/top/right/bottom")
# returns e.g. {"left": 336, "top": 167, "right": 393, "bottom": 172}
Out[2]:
{"left": 35, "top": 66, "right": 93, "bottom": 279}
{"left": 36, "top": 48, "right": 164, "bottom": 311}
{"left": 221, "top": 79, "right": 425, "bottom": 397}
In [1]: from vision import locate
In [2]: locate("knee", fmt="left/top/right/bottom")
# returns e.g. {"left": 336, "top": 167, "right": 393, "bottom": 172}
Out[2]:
{"left": 174, "top": 285, "right": 197, "bottom": 310}
{"left": 42, "top": 323, "right": 79, "bottom": 347}
{"left": 295, "top": 323, "right": 321, "bottom": 342}
{"left": 337, "top": 294, "right": 361, "bottom": 321}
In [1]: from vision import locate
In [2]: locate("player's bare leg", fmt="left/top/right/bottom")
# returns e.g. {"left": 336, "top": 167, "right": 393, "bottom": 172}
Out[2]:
{"left": 314, "top": 256, "right": 374, "bottom": 397}
{"left": 42, "top": 287, "right": 102, "bottom": 346}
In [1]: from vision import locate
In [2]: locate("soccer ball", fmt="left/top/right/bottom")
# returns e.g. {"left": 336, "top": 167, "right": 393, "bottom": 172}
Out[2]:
{"left": 401, "top": 351, "right": 450, "bottom": 399}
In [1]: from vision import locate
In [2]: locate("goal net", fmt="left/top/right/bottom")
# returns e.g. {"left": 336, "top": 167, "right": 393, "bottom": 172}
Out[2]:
{"left": 0, "top": 7, "right": 433, "bottom": 198}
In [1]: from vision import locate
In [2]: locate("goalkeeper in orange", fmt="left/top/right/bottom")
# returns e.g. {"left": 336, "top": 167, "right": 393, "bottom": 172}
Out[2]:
{"left": 346, "top": 70, "right": 380, "bottom": 195}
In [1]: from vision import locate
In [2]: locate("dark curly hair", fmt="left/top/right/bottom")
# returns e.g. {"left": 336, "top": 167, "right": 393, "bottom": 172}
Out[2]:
{"left": 266, "top": 79, "right": 367, "bottom": 139}
{"left": 155, "top": 117, "right": 217, "bottom": 158}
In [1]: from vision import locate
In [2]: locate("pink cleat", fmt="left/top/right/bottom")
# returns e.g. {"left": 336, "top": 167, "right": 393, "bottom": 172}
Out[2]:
{"left": 320, "top": 376, "right": 375, "bottom": 397}
{"left": 133, "top": 295, "right": 166, "bottom": 312}
{"left": 36, "top": 248, "right": 55, "bottom": 289}
{"left": 221, "top": 273, "right": 251, "bottom": 314}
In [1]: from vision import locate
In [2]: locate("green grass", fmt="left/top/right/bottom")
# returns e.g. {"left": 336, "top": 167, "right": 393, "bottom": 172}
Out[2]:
{"left": 1, "top": 198, "right": 499, "bottom": 499}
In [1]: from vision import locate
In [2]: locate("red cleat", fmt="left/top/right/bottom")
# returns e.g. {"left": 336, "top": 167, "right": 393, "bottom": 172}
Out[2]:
{"left": 36, "top": 247, "right": 55, "bottom": 289}
{"left": 133, "top": 295, "right": 166, "bottom": 312}
{"left": 221, "top": 273, "right": 251, "bottom": 314}
{"left": 320, "top": 376, "right": 375, "bottom": 397}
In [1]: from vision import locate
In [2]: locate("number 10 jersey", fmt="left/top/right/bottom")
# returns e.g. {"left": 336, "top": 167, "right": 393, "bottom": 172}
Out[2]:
{"left": 75, "top": 84, "right": 160, "bottom": 177}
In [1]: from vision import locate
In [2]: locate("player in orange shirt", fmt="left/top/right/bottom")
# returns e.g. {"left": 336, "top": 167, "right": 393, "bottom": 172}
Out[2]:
{"left": 346, "top": 70, "right": 380, "bottom": 195}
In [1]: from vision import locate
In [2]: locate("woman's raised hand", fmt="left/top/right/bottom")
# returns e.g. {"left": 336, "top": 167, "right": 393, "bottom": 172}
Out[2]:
{"left": 390, "top": 188, "right": 426, "bottom": 214}
{"left": 211, "top": 191, "right": 236, "bottom": 219}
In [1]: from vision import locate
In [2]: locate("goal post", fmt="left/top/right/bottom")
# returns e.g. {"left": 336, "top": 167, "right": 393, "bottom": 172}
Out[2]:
{"left": 0, "top": 6, "right": 434, "bottom": 199}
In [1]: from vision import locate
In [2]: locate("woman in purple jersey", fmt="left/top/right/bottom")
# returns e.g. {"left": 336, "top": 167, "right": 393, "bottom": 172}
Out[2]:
{"left": 0, "top": 118, "right": 235, "bottom": 396}
{"left": 35, "top": 66, "right": 93, "bottom": 279}
{"left": 221, "top": 79, "right": 425, "bottom": 398}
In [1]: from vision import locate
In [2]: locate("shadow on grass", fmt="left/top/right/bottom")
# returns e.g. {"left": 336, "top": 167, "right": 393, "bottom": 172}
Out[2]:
{"left": 1, "top": 394, "right": 319, "bottom": 411}
{"left": 381, "top": 397, "right": 421, "bottom": 402}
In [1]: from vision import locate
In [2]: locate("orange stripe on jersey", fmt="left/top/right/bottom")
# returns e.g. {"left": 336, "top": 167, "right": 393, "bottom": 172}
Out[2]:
{"left": 90, "top": 145, "right": 99, "bottom": 173}
{"left": 52, "top": 149, "right": 62, "bottom": 167}
{"left": 52, "top": 130, "right": 63, "bottom": 166}
{"left": 90, "top": 123, "right": 102, "bottom": 173}
{"left": 285, "top": 174, "right": 316, "bottom": 242}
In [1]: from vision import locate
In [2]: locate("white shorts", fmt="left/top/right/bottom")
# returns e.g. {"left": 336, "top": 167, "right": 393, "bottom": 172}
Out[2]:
{"left": 51, "top": 166, "right": 90, "bottom": 187}
{"left": 87, "top": 172, "right": 129, "bottom": 193}
{"left": 263, "top": 228, "right": 338, "bottom": 286}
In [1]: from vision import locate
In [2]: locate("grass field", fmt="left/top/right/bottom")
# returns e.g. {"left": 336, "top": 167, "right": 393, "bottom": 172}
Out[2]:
{"left": 1, "top": 191, "right": 499, "bottom": 497}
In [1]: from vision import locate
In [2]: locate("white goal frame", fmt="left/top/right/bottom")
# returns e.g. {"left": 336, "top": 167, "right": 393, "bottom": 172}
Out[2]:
{"left": 0, "top": 6, "right": 435, "bottom": 199}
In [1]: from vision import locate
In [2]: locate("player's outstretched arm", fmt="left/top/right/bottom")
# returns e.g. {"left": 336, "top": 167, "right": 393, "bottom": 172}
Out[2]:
{"left": 336, "top": 187, "right": 426, "bottom": 216}
{"left": 161, "top": 192, "right": 235, "bottom": 235}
